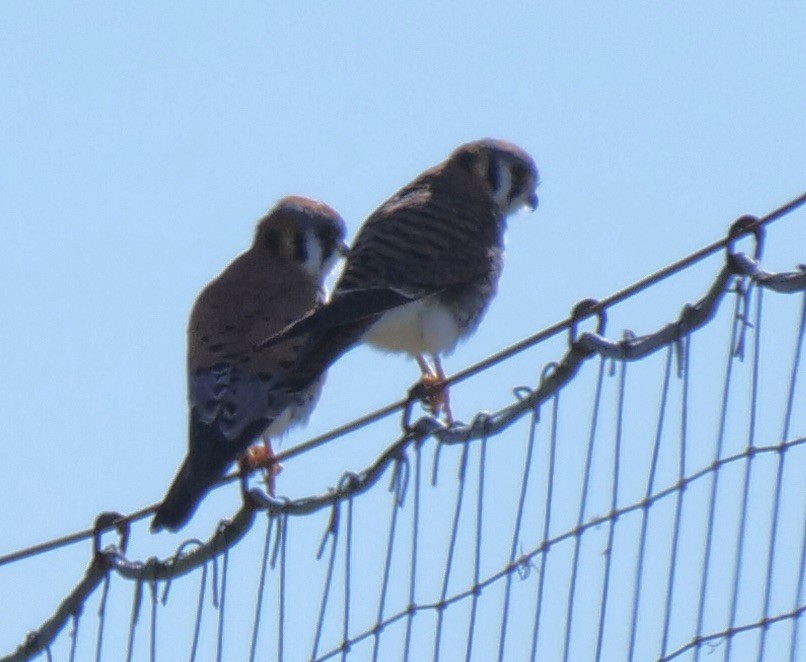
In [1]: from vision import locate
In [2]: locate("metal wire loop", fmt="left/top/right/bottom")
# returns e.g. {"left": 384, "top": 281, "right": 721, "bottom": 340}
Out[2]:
{"left": 92, "top": 512, "right": 128, "bottom": 557}
{"left": 568, "top": 298, "right": 607, "bottom": 349}
{"left": 160, "top": 538, "right": 205, "bottom": 604}
{"left": 727, "top": 214, "right": 764, "bottom": 260}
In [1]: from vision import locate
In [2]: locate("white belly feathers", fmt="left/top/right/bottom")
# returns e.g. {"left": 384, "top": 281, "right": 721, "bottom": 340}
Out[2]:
{"left": 363, "top": 297, "right": 461, "bottom": 356}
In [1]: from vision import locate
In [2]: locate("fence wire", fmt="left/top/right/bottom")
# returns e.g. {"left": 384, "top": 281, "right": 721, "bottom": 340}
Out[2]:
{"left": 1, "top": 194, "right": 805, "bottom": 661}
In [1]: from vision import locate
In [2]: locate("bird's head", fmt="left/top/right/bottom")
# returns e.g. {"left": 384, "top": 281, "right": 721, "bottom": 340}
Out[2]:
{"left": 451, "top": 139, "right": 539, "bottom": 216}
{"left": 255, "top": 196, "right": 349, "bottom": 283}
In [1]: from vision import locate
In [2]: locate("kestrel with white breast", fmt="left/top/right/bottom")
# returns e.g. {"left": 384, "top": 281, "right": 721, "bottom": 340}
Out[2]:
{"left": 263, "top": 139, "right": 539, "bottom": 423}
{"left": 151, "top": 196, "right": 347, "bottom": 532}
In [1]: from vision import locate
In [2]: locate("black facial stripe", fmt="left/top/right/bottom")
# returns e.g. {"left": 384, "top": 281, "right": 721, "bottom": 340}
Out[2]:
{"left": 509, "top": 175, "right": 525, "bottom": 200}
{"left": 315, "top": 227, "right": 332, "bottom": 249}
{"left": 293, "top": 230, "right": 308, "bottom": 262}
{"left": 486, "top": 158, "right": 500, "bottom": 191}
{"left": 317, "top": 226, "right": 341, "bottom": 262}
{"left": 507, "top": 163, "right": 530, "bottom": 202}
{"left": 510, "top": 163, "right": 527, "bottom": 180}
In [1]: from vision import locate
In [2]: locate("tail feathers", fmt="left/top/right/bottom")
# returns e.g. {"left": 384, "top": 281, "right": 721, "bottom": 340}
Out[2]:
{"left": 150, "top": 452, "right": 224, "bottom": 533}
{"left": 150, "top": 415, "right": 269, "bottom": 532}
{"left": 278, "top": 320, "right": 371, "bottom": 396}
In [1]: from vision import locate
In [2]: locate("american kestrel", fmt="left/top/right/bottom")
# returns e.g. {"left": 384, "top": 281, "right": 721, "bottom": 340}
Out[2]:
{"left": 151, "top": 197, "right": 347, "bottom": 532}
{"left": 264, "top": 139, "right": 539, "bottom": 422}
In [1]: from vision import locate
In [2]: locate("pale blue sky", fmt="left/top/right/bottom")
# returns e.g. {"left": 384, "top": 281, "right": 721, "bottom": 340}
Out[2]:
{"left": 1, "top": 2, "right": 805, "bottom": 660}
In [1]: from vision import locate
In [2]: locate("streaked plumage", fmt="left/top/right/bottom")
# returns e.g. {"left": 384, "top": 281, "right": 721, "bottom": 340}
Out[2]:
{"left": 151, "top": 196, "right": 347, "bottom": 532}
{"left": 263, "top": 139, "right": 539, "bottom": 421}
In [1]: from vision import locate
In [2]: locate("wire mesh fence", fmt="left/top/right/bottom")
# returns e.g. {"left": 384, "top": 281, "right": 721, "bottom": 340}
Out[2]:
{"left": 1, "top": 196, "right": 805, "bottom": 661}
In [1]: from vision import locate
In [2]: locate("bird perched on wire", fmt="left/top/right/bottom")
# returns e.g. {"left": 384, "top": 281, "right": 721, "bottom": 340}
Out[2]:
{"left": 151, "top": 197, "right": 348, "bottom": 532}
{"left": 260, "top": 139, "right": 539, "bottom": 423}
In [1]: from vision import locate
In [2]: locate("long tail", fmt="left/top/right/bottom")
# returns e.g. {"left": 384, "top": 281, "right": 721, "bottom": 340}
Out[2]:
{"left": 151, "top": 416, "right": 269, "bottom": 532}
{"left": 150, "top": 451, "right": 224, "bottom": 532}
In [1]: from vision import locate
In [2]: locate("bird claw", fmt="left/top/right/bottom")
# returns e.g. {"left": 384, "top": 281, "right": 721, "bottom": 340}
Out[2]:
{"left": 239, "top": 442, "right": 284, "bottom": 497}
{"left": 419, "top": 373, "right": 454, "bottom": 425}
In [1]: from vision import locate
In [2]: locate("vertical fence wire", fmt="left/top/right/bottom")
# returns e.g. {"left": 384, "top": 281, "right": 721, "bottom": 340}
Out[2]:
{"left": 3, "top": 226, "right": 806, "bottom": 662}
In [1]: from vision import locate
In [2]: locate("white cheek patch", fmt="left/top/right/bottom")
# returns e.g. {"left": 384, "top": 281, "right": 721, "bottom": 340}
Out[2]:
{"left": 300, "top": 231, "right": 344, "bottom": 286}
{"left": 491, "top": 161, "right": 513, "bottom": 210}
{"left": 318, "top": 252, "right": 340, "bottom": 286}
{"left": 301, "top": 233, "right": 324, "bottom": 280}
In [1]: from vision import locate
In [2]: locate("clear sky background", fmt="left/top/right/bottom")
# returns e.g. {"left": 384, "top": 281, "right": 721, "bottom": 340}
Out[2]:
{"left": 1, "top": 2, "right": 805, "bottom": 660}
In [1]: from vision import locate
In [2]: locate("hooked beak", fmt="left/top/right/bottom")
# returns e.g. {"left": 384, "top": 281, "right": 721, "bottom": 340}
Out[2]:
{"left": 337, "top": 240, "right": 350, "bottom": 257}
{"left": 526, "top": 190, "right": 539, "bottom": 211}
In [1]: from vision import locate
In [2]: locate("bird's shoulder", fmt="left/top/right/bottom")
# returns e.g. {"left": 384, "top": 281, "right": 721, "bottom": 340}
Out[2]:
{"left": 338, "top": 169, "right": 500, "bottom": 294}
{"left": 187, "top": 249, "right": 322, "bottom": 371}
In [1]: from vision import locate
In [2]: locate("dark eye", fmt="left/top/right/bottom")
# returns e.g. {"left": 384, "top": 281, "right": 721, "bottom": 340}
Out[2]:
{"left": 315, "top": 227, "right": 335, "bottom": 259}
{"left": 510, "top": 163, "right": 527, "bottom": 183}
{"left": 315, "top": 226, "right": 331, "bottom": 246}
{"left": 454, "top": 149, "right": 476, "bottom": 171}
